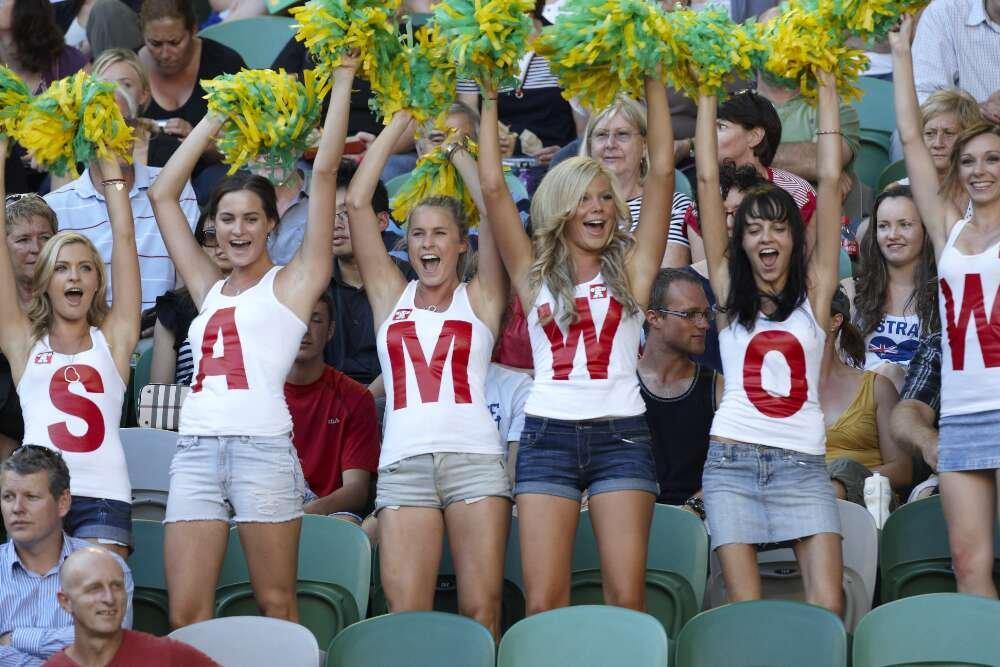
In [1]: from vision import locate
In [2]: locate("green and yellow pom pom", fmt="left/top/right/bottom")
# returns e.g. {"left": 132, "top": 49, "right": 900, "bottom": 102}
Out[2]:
{"left": 18, "top": 72, "right": 133, "bottom": 178}
{"left": 369, "top": 23, "right": 456, "bottom": 124}
{"left": 391, "top": 139, "right": 479, "bottom": 230}
{"left": 290, "top": 0, "right": 402, "bottom": 82}
{"left": 664, "top": 6, "right": 767, "bottom": 99}
{"left": 0, "top": 67, "right": 31, "bottom": 139}
{"left": 762, "top": 0, "right": 868, "bottom": 103}
{"left": 203, "top": 68, "right": 330, "bottom": 177}
{"left": 534, "top": 0, "right": 673, "bottom": 111}
{"left": 830, "top": 0, "right": 930, "bottom": 41}
{"left": 432, "top": 0, "right": 533, "bottom": 94}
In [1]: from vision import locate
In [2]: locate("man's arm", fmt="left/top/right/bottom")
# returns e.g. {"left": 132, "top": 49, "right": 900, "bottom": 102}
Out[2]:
{"left": 911, "top": 2, "right": 958, "bottom": 103}
{"left": 5, "top": 625, "right": 74, "bottom": 661}
{"left": 0, "top": 645, "right": 45, "bottom": 666}
{"left": 772, "top": 138, "right": 855, "bottom": 182}
{"left": 303, "top": 469, "right": 371, "bottom": 516}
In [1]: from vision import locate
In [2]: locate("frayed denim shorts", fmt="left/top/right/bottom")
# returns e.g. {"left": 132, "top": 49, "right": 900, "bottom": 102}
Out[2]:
{"left": 702, "top": 441, "right": 841, "bottom": 549}
{"left": 65, "top": 496, "right": 133, "bottom": 549}
{"left": 938, "top": 408, "right": 1000, "bottom": 472}
{"left": 164, "top": 434, "right": 305, "bottom": 524}
{"left": 375, "top": 452, "right": 512, "bottom": 512}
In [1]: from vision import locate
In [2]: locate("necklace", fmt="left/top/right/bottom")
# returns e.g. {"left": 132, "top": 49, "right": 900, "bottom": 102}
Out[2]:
{"left": 49, "top": 330, "right": 91, "bottom": 384}
{"left": 415, "top": 285, "right": 451, "bottom": 313}
{"left": 224, "top": 271, "right": 265, "bottom": 296}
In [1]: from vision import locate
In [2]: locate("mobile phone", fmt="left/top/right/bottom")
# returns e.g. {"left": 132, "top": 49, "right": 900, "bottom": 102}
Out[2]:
{"left": 344, "top": 139, "right": 365, "bottom": 154}
{"left": 154, "top": 119, "right": 168, "bottom": 129}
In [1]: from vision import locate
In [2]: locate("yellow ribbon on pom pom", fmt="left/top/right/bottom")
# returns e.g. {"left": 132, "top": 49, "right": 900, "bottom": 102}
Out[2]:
{"left": 370, "top": 23, "right": 456, "bottom": 124}
{"left": 0, "top": 66, "right": 31, "bottom": 139}
{"left": 391, "top": 139, "right": 480, "bottom": 230}
{"left": 833, "top": 0, "right": 930, "bottom": 40}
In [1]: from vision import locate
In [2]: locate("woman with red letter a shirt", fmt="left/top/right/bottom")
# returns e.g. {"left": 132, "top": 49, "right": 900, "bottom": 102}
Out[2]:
{"left": 479, "top": 72, "right": 672, "bottom": 615}
{"left": 892, "top": 15, "right": 1000, "bottom": 598}
{"left": 148, "top": 56, "right": 359, "bottom": 628}
{"left": 0, "top": 144, "right": 139, "bottom": 561}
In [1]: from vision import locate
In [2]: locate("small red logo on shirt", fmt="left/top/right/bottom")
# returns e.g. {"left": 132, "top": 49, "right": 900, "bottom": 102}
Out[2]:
{"left": 393, "top": 309, "right": 413, "bottom": 321}
{"left": 590, "top": 284, "right": 608, "bottom": 300}
{"left": 34, "top": 352, "right": 53, "bottom": 364}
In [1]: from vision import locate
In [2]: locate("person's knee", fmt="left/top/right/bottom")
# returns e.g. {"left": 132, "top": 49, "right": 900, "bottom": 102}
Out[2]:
{"left": 525, "top": 589, "right": 570, "bottom": 616}
{"left": 169, "top": 603, "right": 213, "bottom": 630}
{"left": 950, "top": 539, "right": 994, "bottom": 583}
{"left": 255, "top": 588, "right": 298, "bottom": 621}
{"left": 602, "top": 585, "right": 645, "bottom": 611}
{"left": 459, "top": 593, "right": 501, "bottom": 629}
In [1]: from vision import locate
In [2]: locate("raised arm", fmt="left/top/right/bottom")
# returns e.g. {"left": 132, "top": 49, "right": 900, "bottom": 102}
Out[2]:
{"left": 96, "top": 156, "right": 141, "bottom": 378}
{"left": 889, "top": 14, "right": 956, "bottom": 253}
{"left": 344, "top": 111, "right": 411, "bottom": 326}
{"left": 694, "top": 95, "right": 731, "bottom": 311}
{"left": 627, "top": 75, "right": 674, "bottom": 306}
{"left": 148, "top": 116, "right": 225, "bottom": 308}
{"left": 277, "top": 59, "right": 358, "bottom": 322}
{"left": 478, "top": 88, "right": 533, "bottom": 301}
{"left": 0, "top": 138, "right": 32, "bottom": 372}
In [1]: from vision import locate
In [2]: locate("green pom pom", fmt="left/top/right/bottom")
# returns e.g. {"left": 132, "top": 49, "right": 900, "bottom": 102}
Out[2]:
{"left": 0, "top": 66, "right": 31, "bottom": 138}
{"left": 369, "top": 22, "right": 456, "bottom": 123}
{"left": 291, "top": 0, "right": 403, "bottom": 82}
{"left": 830, "top": 0, "right": 930, "bottom": 41}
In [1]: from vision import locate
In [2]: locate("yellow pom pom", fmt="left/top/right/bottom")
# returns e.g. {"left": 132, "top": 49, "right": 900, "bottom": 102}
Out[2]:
{"left": 391, "top": 138, "right": 480, "bottom": 230}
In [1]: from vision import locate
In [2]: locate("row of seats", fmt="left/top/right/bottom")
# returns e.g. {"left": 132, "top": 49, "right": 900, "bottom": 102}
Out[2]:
{"left": 168, "top": 593, "right": 1000, "bottom": 667}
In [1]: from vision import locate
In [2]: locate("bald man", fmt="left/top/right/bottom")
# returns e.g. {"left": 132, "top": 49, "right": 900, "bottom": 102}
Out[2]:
{"left": 44, "top": 549, "right": 217, "bottom": 667}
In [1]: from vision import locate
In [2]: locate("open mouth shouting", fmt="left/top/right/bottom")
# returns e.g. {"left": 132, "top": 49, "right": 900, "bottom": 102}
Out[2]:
{"left": 758, "top": 247, "right": 780, "bottom": 270}
{"left": 64, "top": 287, "right": 84, "bottom": 307}
{"left": 420, "top": 253, "right": 441, "bottom": 272}
{"left": 583, "top": 218, "right": 608, "bottom": 237}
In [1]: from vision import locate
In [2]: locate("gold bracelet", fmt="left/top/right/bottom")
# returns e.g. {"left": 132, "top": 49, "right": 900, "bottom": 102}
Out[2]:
{"left": 101, "top": 178, "right": 127, "bottom": 192}
{"left": 815, "top": 129, "right": 842, "bottom": 136}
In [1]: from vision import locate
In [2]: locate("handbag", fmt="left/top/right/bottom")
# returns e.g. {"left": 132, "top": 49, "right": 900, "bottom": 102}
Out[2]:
{"left": 137, "top": 383, "right": 190, "bottom": 431}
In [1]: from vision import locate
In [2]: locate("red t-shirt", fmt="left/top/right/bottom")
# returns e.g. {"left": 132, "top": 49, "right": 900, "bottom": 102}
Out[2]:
{"left": 284, "top": 366, "right": 380, "bottom": 496}
{"left": 44, "top": 629, "right": 219, "bottom": 666}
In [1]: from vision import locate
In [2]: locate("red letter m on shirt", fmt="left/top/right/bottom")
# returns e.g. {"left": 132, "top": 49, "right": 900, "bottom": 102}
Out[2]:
{"left": 941, "top": 274, "right": 1000, "bottom": 370}
{"left": 386, "top": 320, "right": 473, "bottom": 409}
{"left": 538, "top": 297, "right": 623, "bottom": 380}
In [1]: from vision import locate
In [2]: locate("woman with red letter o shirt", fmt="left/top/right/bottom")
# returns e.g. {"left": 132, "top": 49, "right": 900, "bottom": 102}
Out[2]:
{"left": 148, "top": 56, "right": 359, "bottom": 628}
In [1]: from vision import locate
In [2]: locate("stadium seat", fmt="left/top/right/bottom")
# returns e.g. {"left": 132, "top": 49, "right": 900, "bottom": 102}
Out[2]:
{"left": 326, "top": 611, "right": 495, "bottom": 667}
{"left": 199, "top": 17, "right": 297, "bottom": 69}
{"left": 674, "top": 600, "right": 847, "bottom": 667}
{"left": 880, "top": 495, "right": 1000, "bottom": 603}
{"left": 854, "top": 77, "right": 895, "bottom": 143}
{"left": 497, "top": 605, "right": 669, "bottom": 667}
{"left": 127, "top": 519, "right": 171, "bottom": 636}
{"left": 120, "top": 427, "right": 176, "bottom": 521}
{"left": 170, "top": 616, "right": 319, "bottom": 666}
{"left": 853, "top": 593, "right": 1000, "bottom": 666}
{"left": 675, "top": 169, "right": 693, "bottom": 199}
{"left": 876, "top": 159, "right": 907, "bottom": 194}
{"left": 855, "top": 138, "right": 891, "bottom": 191}
{"left": 123, "top": 342, "right": 153, "bottom": 427}
{"left": 216, "top": 515, "right": 372, "bottom": 649}
{"left": 569, "top": 503, "right": 708, "bottom": 639}
{"left": 706, "top": 499, "right": 878, "bottom": 632}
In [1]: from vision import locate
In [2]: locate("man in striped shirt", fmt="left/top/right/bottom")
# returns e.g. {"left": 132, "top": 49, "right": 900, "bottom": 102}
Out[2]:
{"left": 0, "top": 447, "right": 134, "bottom": 666}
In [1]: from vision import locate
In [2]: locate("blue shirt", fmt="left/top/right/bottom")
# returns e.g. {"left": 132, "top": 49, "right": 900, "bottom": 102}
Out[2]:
{"left": 0, "top": 534, "right": 134, "bottom": 666}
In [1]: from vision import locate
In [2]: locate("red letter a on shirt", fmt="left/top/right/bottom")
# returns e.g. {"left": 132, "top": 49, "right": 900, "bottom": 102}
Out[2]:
{"left": 191, "top": 307, "right": 250, "bottom": 392}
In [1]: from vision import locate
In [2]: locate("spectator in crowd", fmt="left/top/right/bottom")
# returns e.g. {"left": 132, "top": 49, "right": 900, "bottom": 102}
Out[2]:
{"left": 149, "top": 52, "right": 357, "bottom": 628}
{"left": 1, "top": 143, "right": 140, "bottom": 560}
{"left": 46, "top": 548, "right": 216, "bottom": 666}
{"left": 911, "top": 0, "right": 1000, "bottom": 121}
{"left": 0, "top": 446, "right": 134, "bottom": 666}
{"left": 694, "top": 68, "right": 844, "bottom": 613}
{"left": 45, "top": 91, "right": 199, "bottom": 313}
{"left": 637, "top": 269, "right": 722, "bottom": 514}
{"left": 150, "top": 212, "right": 231, "bottom": 385}
{"left": 262, "top": 164, "right": 310, "bottom": 267}
{"left": 479, "top": 71, "right": 672, "bottom": 614}
{"left": 346, "top": 102, "right": 511, "bottom": 638}
{"left": 891, "top": 332, "right": 942, "bottom": 498}
{"left": 891, "top": 14, "right": 1000, "bottom": 597}
{"left": 851, "top": 185, "right": 938, "bottom": 388}
{"left": 286, "top": 292, "right": 379, "bottom": 520}
{"left": 325, "top": 159, "right": 415, "bottom": 388}
{"left": 52, "top": 0, "right": 143, "bottom": 58}
{"left": 915, "top": 89, "right": 985, "bottom": 214}
{"left": 822, "top": 287, "right": 910, "bottom": 506}
{"left": 579, "top": 96, "right": 697, "bottom": 268}
{"left": 486, "top": 362, "right": 532, "bottom": 487}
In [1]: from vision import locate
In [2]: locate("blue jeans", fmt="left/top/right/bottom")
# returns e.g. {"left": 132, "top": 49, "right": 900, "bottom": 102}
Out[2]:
{"left": 65, "top": 496, "right": 133, "bottom": 549}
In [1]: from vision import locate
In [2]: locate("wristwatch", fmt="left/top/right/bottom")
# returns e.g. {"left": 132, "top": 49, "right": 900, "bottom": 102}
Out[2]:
{"left": 684, "top": 496, "right": 706, "bottom": 521}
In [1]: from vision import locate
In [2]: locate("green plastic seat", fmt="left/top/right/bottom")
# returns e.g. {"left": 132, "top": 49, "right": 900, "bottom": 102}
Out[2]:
{"left": 854, "top": 139, "right": 891, "bottom": 191}
{"left": 674, "top": 600, "right": 847, "bottom": 667}
{"left": 569, "top": 504, "right": 708, "bottom": 639}
{"left": 216, "top": 515, "right": 372, "bottom": 649}
{"left": 876, "top": 159, "right": 908, "bottom": 193}
{"left": 855, "top": 77, "right": 896, "bottom": 138}
{"left": 674, "top": 169, "right": 693, "bottom": 199}
{"left": 853, "top": 593, "right": 1000, "bottom": 667}
{"left": 497, "top": 605, "right": 668, "bottom": 667}
{"left": 199, "top": 17, "right": 296, "bottom": 69}
{"left": 326, "top": 611, "right": 494, "bottom": 667}
{"left": 127, "top": 519, "right": 171, "bottom": 636}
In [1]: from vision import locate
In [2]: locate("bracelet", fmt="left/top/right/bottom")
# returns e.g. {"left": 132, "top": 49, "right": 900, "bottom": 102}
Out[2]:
{"left": 101, "top": 178, "right": 127, "bottom": 192}
{"left": 815, "top": 129, "right": 842, "bottom": 136}
{"left": 684, "top": 496, "right": 706, "bottom": 521}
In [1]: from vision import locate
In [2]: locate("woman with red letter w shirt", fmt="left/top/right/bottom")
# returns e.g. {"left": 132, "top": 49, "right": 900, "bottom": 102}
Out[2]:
{"left": 148, "top": 56, "right": 359, "bottom": 628}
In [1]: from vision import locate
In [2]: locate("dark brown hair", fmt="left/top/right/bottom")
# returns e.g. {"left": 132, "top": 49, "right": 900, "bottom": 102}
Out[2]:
{"left": 10, "top": 0, "right": 65, "bottom": 77}
{"left": 207, "top": 173, "right": 280, "bottom": 231}
{"left": 139, "top": 0, "right": 196, "bottom": 31}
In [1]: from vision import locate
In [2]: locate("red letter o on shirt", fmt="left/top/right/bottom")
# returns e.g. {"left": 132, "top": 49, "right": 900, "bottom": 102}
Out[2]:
{"left": 743, "top": 330, "right": 808, "bottom": 418}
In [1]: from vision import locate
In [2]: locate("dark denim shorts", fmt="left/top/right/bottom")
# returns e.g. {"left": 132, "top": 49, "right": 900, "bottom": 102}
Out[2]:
{"left": 64, "top": 495, "right": 133, "bottom": 549}
{"left": 513, "top": 414, "right": 659, "bottom": 501}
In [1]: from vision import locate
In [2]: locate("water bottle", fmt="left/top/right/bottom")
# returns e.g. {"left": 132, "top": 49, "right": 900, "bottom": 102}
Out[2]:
{"left": 864, "top": 472, "right": 891, "bottom": 529}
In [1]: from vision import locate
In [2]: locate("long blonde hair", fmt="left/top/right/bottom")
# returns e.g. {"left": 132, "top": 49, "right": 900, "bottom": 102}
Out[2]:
{"left": 26, "top": 232, "right": 109, "bottom": 344}
{"left": 528, "top": 156, "right": 638, "bottom": 325}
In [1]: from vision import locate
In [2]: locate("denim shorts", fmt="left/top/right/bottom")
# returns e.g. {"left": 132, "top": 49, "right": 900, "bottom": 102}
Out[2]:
{"left": 375, "top": 452, "right": 512, "bottom": 512}
{"left": 513, "top": 414, "right": 659, "bottom": 501}
{"left": 165, "top": 434, "right": 305, "bottom": 524}
{"left": 702, "top": 441, "right": 841, "bottom": 548}
{"left": 938, "top": 408, "right": 1000, "bottom": 472}
{"left": 64, "top": 496, "right": 133, "bottom": 549}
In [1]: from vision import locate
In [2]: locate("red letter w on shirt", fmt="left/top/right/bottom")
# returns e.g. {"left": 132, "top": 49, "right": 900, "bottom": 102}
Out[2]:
{"left": 192, "top": 307, "right": 250, "bottom": 392}
{"left": 538, "top": 297, "right": 623, "bottom": 380}
{"left": 387, "top": 320, "right": 473, "bottom": 409}
{"left": 941, "top": 274, "right": 1000, "bottom": 370}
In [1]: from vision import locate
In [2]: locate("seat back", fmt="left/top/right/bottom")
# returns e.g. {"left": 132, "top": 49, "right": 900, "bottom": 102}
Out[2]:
{"left": 120, "top": 428, "right": 176, "bottom": 520}
{"left": 853, "top": 593, "right": 1000, "bottom": 666}
{"left": 127, "top": 519, "right": 171, "bottom": 636}
{"left": 327, "top": 611, "right": 494, "bottom": 667}
{"left": 675, "top": 169, "right": 693, "bottom": 199}
{"left": 855, "top": 139, "right": 891, "bottom": 191}
{"left": 497, "top": 605, "right": 668, "bottom": 667}
{"left": 675, "top": 599, "right": 847, "bottom": 667}
{"left": 199, "top": 17, "right": 296, "bottom": 69}
{"left": 854, "top": 77, "right": 895, "bottom": 139}
{"left": 170, "top": 616, "right": 319, "bottom": 666}
{"left": 876, "top": 159, "right": 907, "bottom": 193}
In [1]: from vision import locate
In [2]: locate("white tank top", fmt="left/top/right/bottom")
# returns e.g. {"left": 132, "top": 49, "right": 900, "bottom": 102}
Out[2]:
{"left": 864, "top": 313, "right": 922, "bottom": 369}
{"left": 937, "top": 217, "right": 1000, "bottom": 418}
{"left": 525, "top": 274, "right": 645, "bottom": 419}
{"left": 181, "top": 266, "right": 306, "bottom": 436}
{"left": 711, "top": 302, "right": 827, "bottom": 455}
{"left": 18, "top": 328, "right": 131, "bottom": 503}
{"left": 376, "top": 282, "right": 502, "bottom": 467}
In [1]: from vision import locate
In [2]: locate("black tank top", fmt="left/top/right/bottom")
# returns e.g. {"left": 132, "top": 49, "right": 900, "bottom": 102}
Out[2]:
{"left": 639, "top": 365, "right": 717, "bottom": 505}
